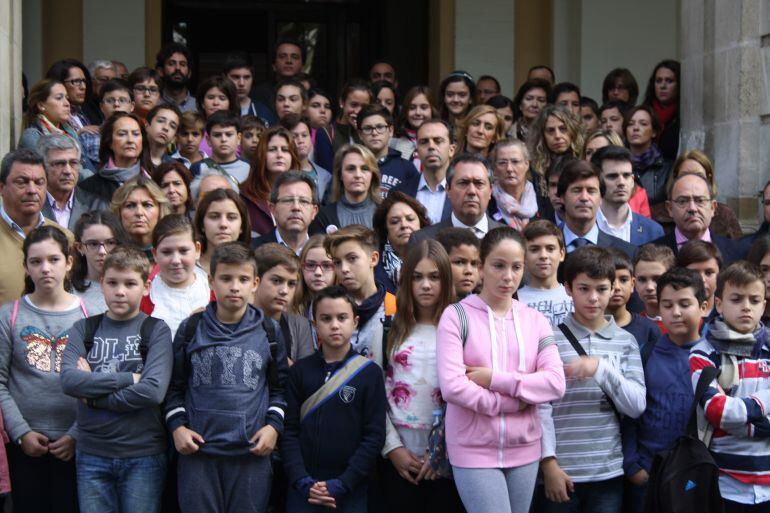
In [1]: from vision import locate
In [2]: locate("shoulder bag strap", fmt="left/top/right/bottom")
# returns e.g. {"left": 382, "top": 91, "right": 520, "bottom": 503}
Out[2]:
{"left": 300, "top": 354, "right": 371, "bottom": 421}
{"left": 450, "top": 303, "right": 469, "bottom": 346}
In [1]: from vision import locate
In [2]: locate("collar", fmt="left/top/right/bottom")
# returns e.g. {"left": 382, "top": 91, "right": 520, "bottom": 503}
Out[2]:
{"left": 675, "top": 227, "right": 712, "bottom": 247}
{"left": 275, "top": 229, "right": 308, "bottom": 256}
{"left": 596, "top": 205, "right": 632, "bottom": 230}
{"left": 563, "top": 222, "right": 599, "bottom": 247}
{"left": 564, "top": 313, "right": 618, "bottom": 339}
{"left": 451, "top": 212, "right": 488, "bottom": 235}
{"left": 162, "top": 90, "right": 195, "bottom": 108}
{"left": 0, "top": 204, "right": 44, "bottom": 238}
{"left": 417, "top": 173, "right": 446, "bottom": 193}
{"left": 46, "top": 190, "right": 74, "bottom": 210}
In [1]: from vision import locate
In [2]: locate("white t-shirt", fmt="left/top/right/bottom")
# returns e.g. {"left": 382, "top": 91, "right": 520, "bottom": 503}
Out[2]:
{"left": 517, "top": 284, "right": 573, "bottom": 328}
{"left": 148, "top": 266, "right": 211, "bottom": 336}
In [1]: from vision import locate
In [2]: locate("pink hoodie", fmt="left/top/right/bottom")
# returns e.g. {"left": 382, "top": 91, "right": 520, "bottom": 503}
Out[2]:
{"left": 437, "top": 294, "right": 565, "bottom": 469}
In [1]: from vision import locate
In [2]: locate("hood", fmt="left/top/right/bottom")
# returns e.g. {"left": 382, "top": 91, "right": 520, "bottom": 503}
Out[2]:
{"left": 705, "top": 316, "right": 767, "bottom": 358}
{"left": 357, "top": 283, "right": 386, "bottom": 327}
{"left": 191, "top": 303, "right": 264, "bottom": 351}
{"left": 655, "top": 334, "right": 699, "bottom": 355}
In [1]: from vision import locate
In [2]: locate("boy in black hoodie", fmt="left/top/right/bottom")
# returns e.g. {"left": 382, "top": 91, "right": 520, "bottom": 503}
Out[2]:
{"left": 164, "top": 242, "right": 289, "bottom": 513}
{"left": 281, "top": 285, "right": 386, "bottom": 512}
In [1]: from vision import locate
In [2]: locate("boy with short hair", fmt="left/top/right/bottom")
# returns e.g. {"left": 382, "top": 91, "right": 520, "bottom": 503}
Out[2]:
{"left": 539, "top": 246, "right": 646, "bottom": 513}
{"left": 356, "top": 103, "right": 418, "bottom": 197}
{"left": 690, "top": 261, "right": 770, "bottom": 512}
{"left": 435, "top": 227, "right": 481, "bottom": 300}
{"left": 61, "top": 246, "right": 173, "bottom": 512}
{"left": 324, "top": 225, "right": 395, "bottom": 367}
{"left": 281, "top": 285, "right": 386, "bottom": 512}
{"left": 146, "top": 104, "right": 181, "bottom": 166}
{"left": 189, "top": 111, "right": 250, "bottom": 186}
{"left": 274, "top": 78, "right": 307, "bottom": 121}
{"left": 253, "top": 243, "right": 315, "bottom": 364}
{"left": 171, "top": 111, "right": 207, "bottom": 168}
{"left": 163, "top": 242, "right": 289, "bottom": 513}
{"left": 634, "top": 243, "right": 676, "bottom": 332}
{"left": 240, "top": 115, "right": 266, "bottom": 164}
{"left": 518, "top": 220, "right": 573, "bottom": 327}
{"left": 677, "top": 240, "right": 723, "bottom": 332}
{"left": 607, "top": 248, "right": 661, "bottom": 355}
{"left": 622, "top": 267, "right": 709, "bottom": 513}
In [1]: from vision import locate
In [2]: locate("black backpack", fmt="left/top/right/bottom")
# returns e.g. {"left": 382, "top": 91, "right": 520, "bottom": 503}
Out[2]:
{"left": 82, "top": 314, "right": 162, "bottom": 368}
{"left": 643, "top": 365, "right": 724, "bottom": 513}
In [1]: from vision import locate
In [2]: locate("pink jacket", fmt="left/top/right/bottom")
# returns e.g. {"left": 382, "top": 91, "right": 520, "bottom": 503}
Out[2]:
{"left": 437, "top": 295, "right": 565, "bottom": 468}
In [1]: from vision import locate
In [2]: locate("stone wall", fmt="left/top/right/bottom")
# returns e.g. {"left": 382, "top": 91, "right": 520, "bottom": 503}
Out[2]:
{"left": 0, "top": 0, "right": 23, "bottom": 156}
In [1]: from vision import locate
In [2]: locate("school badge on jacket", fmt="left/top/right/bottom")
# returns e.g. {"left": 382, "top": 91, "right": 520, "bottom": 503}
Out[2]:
{"left": 339, "top": 385, "right": 356, "bottom": 403}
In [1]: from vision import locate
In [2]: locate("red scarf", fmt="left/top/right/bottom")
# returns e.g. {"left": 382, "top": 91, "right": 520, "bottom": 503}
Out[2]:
{"left": 652, "top": 99, "right": 677, "bottom": 131}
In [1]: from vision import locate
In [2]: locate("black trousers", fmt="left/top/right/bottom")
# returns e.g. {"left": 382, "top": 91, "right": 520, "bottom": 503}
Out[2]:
{"left": 6, "top": 442, "right": 78, "bottom": 513}
{"left": 377, "top": 457, "right": 466, "bottom": 513}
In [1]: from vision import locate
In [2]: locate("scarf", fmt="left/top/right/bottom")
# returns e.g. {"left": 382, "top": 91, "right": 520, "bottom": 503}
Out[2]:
{"left": 652, "top": 99, "right": 677, "bottom": 131}
{"left": 357, "top": 284, "right": 386, "bottom": 328}
{"left": 492, "top": 181, "right": 538, "bottom": 230}
{"left": 36, "top": 114, "right": 79, "bottom": 143}
{"left": 380, "top": 242, "right": 402, "bottom": 288}
{"left": 632, "top": 143, "right": 662, "bottom": 174}
{"left": 99, "top": 157, "right": 143, "bottom": 183}
{"left": 705, "top": 317, "right": 768, "bottom": 358}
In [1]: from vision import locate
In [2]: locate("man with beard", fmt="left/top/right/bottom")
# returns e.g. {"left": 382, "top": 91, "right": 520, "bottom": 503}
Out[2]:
{"left": 156, "top": 42, "right": 197, "bottom": 113}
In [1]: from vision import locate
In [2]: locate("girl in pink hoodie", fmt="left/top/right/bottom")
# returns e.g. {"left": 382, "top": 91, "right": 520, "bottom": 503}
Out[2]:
{"left": 437, "top": 226, "right": 566, "bottom": 513}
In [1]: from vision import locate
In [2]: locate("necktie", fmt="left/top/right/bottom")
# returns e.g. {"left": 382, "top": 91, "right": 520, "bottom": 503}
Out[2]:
{"left": 571, "top": 237, "right": 591, "bottom": 250}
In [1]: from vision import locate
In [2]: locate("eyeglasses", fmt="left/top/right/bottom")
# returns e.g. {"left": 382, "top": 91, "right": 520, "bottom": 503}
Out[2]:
{"left": 303, "top": 261, "right": 335, "bottom": 272}
{"left": 671, "top": 196, "right": 711, "bottom": 208}
{"left": 64, "top": 78, "right": 87, "bottom": 87}
{"left": 82, "top": 239, "right": 118, "bottom": 251}
{"left": 49, "top": 159, "right": 81, "bottom": 170}
{"left": 134, "top": 86, "right": 160, "bottom": 95}
{"left": 274, "top": 196, "right": 314, "bottom": 207}
{"left": 360, "top": 124, "right": 389, "bottom": 135}
{"left": 103, "top": 97, "right": 131, "bottom": 106}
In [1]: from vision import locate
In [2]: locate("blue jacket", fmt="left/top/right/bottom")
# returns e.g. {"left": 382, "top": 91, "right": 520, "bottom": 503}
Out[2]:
{"left": 379, "top": 148, "right": 419, "bottom": 197}
{"left": 630, "top": 213, "right": 665, "bottom": 246}
{"left": 164, "top": 304, "right": 289, "bottom": 456}
{"left": 622, "top": 334, "right": 698, "bottom": 475}
{"left": 621, "top": 313, "right": 661, "bottom": 354}
{"left": 281, "top": 349, "right": 386, "bottom": 491}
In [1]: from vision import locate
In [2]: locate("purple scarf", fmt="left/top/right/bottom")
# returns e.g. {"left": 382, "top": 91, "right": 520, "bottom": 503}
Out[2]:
{"left": 632, "top": 143, "right": 662, "bottom": 174}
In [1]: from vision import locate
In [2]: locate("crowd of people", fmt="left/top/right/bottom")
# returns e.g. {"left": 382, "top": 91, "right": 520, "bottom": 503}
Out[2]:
{"left": 1, "top": 36, "right": 769, "bottom": 513}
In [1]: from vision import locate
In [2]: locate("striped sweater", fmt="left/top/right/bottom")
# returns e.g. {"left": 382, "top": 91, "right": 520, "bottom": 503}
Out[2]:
{"left": 540, "top": 314, "right": 646, "bottom": 483}
{"left": 689, "top": 317, "right": 770, "bottom": 504}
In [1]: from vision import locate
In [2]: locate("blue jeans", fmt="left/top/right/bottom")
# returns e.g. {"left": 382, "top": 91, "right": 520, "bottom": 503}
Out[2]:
{"left": 76, "top": 450, "right": 166, "bottom": 513}
{"left": 539, "top": 476, "right": 623, "bottom": 513}
{"left": 286, "top": 484, "right": 368, "bottom": 513}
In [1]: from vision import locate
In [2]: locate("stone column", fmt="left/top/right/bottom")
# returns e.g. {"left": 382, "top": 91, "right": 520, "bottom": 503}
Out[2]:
{"left": 0, "top": 0, "right": 23, "bottom": 155}
{"left": 680, "top": 0, "right": 769, "bottom": 231}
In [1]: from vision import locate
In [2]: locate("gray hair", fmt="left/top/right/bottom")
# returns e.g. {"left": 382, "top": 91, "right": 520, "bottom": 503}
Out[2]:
{"left": 88, "top": 59, "right": 116, "bottom": 76}
{"left": 0, "top": 148, "right": 44, "bottom": 184}
{"left": 190, "top": 168, "right": 239, "bottom": 203}
{"left": 269, "top": 170, "right": 318, "bottom": 204}
{"left": 445, "top": 152, "right": 494, "bottom": 188}
{"left": 36, "top": 134, "right": 81, "bottom": 170}
{"left": 489, "top": 138, "right": 529, "bottom": 164}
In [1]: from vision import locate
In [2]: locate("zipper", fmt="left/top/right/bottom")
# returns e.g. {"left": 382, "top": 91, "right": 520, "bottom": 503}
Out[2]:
{"left": 499, "top": 317, "right": 507, "bottom": 467}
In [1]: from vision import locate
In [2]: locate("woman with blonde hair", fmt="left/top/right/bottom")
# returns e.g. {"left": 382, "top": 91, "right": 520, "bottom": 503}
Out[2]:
{"left": 309, "top": 144, "right": 382, "bottom": 233}
{"left": 110, "top": 175, "right": 171, "bottom": 260}
{"left": 455, "top": 105, "right": 506, "bottom": 158}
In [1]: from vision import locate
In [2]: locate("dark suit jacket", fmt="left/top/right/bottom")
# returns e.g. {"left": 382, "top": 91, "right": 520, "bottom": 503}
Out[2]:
{"left": 391, "top": 174, "right": 452, "bottom": 223}
{"left": 41, "top": 187, "right": 102, "bottom": 231}
{"left": 250, "top": 229, "right": 279, "bottom": 250}
{"left": 651, "top": 231, "right": 749, "bottom": 265}
{"left": 596, "top": 229, "right": 639, "bottom": 259}
{"left": 410, "top": 216, "right": 505, "bottom": 244}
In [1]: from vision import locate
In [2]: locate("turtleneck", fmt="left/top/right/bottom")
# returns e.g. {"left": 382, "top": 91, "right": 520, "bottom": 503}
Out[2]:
{"left": 337, "top": 195, "right": 376, "bottom": 228}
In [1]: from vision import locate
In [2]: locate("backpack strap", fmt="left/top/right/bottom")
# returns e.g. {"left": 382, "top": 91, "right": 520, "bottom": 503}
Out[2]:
{"left": 687, "top": 365, "right": 720, "bottom": 441}
{"left": 384, "top": 292, "right": 397, "bottom": 317}
{"left": 202, "top": 158, "right": 239, "bottom": 189}
{"left": 9, "top": 300, "right": 19, "bottom": 334}
{"left": 82, "top": 314, "right": 105, "bottom": 358}
{"left": 263, "top": 318, "right": 280, "bottom": 386}
{"left": 450, "top": 303, "right": 469, "bottom": 346}
{"left": 558, "top": 322, "right": 621, "bottom": 420}
{"left": 279, "top": 314, "right": 294, "bottom": 360}
{"left": 138, "top": 316, "right": 163, "bottom": 364}
{"left": 381, "top": 314, "right": 393, "bottom": 369}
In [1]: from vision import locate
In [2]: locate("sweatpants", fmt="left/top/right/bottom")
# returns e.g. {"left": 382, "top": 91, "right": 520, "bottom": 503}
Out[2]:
{"left": 6, "top": 441, "right": 79, "bottom": 513}
{"left": 452, "top": 461, "right": 539, "bottom": 513}
{"left": 177, "top": 451, "right": 272, "bottom": 513}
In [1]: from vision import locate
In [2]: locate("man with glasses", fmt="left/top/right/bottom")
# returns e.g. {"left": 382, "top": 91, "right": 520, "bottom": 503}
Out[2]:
{"left": 252, "top": 171, "right": 319, "bottom": 254}
{"left": 411, "top": 153, "right": 504, "bottom": 243}
{"left": 652, "top": 172, "right": 748, "bottom": 264}
{"left": 79, "top": 79, "right": 135, "bottom": 169}
{"left": 156, "top": 42, "right": 197, "bottom": 113}
{"left": 88, "top": 60, "right": 117, "bottom": 96}
{"left": 356, "top": 104, "right": 418, "bottom": 197}
{"left": 37, "top": 134, "right": 100, "bottom": 231}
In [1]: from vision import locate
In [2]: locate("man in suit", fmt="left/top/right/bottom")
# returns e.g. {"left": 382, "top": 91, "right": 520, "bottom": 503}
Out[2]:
{"left": 592, "top": 145, "right": 664, "bottom": 245}
{"left": 557, "top": 158, "right": 637, "bottom": 258}
{"left": 411, "top": 152, "right": 504, "bottom": 243}
{"left": 652, "top": 172, "right": 748, "bottom": 264}
{"left": 391, "top": 118, "right": 456, "bottom": 224}
{"left": 38, "top": 134, "right": 100, "bottom": 231}
{"left": 251, "top": 171, "right": 318, "bottom": 255}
